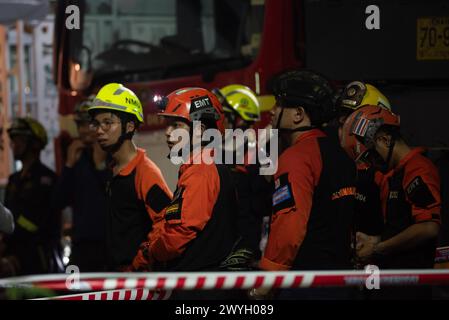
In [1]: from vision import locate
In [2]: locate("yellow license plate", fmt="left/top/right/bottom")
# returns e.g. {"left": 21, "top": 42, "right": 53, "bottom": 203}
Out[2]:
{"left": 417, "top": 17, "right": 449, "bottom": 60}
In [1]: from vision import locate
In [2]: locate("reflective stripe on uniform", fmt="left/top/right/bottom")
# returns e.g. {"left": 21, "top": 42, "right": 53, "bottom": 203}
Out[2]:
{"left": 17, "top": 214, "right": 39, "bottom": 233}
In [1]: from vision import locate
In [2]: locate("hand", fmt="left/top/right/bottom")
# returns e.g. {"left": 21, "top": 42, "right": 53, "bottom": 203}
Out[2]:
{"left": 219, "top": 247, "right": 255, "bottom": 271}
{"left": 131, "top": 242, "right": 153, "bottom": 272}
{"left": 356, "top": 232, "right": 381, "bottom": 262}
{"left": 93, "top": 142, "right": 107, "bottom": 170}
{"left": 248, "top": 287, "right": 274, "bottom": 300}
{"left": 66, "top": 139, "right": 86, "bottom": 168}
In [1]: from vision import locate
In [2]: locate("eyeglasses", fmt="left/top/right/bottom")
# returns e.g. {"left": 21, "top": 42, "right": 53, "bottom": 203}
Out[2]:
{"left": 89, "top": 119, "right": 121, "bottom": 131}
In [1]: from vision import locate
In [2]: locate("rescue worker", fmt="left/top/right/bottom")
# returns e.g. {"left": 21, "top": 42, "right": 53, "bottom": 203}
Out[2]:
{"left": 53, "top": 96, "right": 108, "bottom": 271}
{"left": 343, "top": 105, "right": 440, "bottom": 298}
{"left": 252, "top": 70, "right": 357, "bottom": 299}
{"left": 4, "top": 117, "right": 61, "bottom": 275}
{"left": 212, "top": 84, "right": 273, "bottom": 270}
{"left": 132, "top": 87, "right": 239, "bottom": 298}
{"left": 87, "top": 83, "right": 172, "bottom": 271}
{"left": 338, "top": 82, "right": 392, "bottom": 247}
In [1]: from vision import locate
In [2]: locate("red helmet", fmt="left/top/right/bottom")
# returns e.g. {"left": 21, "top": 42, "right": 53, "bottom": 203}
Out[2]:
{"left": 157, "top": 87, "right": 225, "bottom": 134}
{"left": 342, "top": 105, "right": 400, "bottom": 158}
{"left": 340, "top": 125, "right": 369, "bottom": 163}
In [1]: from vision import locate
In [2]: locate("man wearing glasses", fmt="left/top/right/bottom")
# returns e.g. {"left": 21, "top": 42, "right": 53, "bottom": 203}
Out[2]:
{"left": 88, "top": 83, "right": 172, "bottom": 272}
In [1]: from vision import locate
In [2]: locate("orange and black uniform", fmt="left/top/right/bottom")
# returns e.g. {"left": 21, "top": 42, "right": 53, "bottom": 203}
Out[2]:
{"left": 378, "top": 147, "right": 441, "bottom": 269}
{"left": 260, "top": 129, "right": 356, "bottom": 272}
{"left": 145, "top": 148, "right": 238, "bottom": 272}
{"left": 323, "top": 125, "right": 384, "bottom": 238}
{"left": 105, "top": 148, "right": 172, "bottom": 270}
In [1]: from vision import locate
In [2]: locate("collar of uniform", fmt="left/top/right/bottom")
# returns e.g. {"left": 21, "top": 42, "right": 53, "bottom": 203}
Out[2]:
{"left": 293, "top": 128, "right": 325, "bottom": 145}
{"left": 118, "top": 148, "right": 146, "bottom": 176}
{"left": 396, "top": 147, "right": 426, "bottom": 169}
{"left": 385, "top": 147, "right": 426, "bottom": 177}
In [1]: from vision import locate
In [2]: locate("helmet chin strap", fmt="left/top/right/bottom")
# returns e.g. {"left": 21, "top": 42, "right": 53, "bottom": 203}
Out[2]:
{"left": 274, "top": 107, "right": 316, "bottom": 133}
{"left": 383, "top": 136, "right": 396, "bottom": 172}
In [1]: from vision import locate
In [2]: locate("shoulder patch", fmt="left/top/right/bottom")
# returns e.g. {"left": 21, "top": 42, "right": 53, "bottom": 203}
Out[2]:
{"left": 146, "top": 184, "right": 171, "bottom": 213}
{"left": 165, "top": 187, "right": 184, "bottom": 222}
{"left": 405, "top": 176, "right": 436, "bottom": 208}
{"left": 191, "top": 95, "right": 212, "bottom": 111}
{"left": 272, "top": 173, "right": 295, "bottom": 213}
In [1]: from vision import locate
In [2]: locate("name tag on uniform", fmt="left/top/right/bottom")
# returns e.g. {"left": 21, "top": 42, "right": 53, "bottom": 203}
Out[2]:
{"left": 272, "top": 174, "right": 295, "bottom": 213}
{"left": 273, "top": 185, "right": 292, "bottom": 206}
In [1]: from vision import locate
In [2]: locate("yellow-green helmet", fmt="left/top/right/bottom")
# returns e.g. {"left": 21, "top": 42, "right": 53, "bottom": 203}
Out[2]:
{"left": 218, "top": 84, "right": 260, "bottom": 122}
{"left": 7, "top": 117, "right": 48, "bottom": 148}
{"left": 339, "top": 81, "right": 391, "bottom": 111}
{"left": 88, "top": 83, "right": 144, "bottom": 123}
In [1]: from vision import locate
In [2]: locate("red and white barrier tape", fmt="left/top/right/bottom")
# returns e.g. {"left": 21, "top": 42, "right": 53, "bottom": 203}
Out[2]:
{"left": 1, "top": 269, "right": 449, "bottom": 292}
{"left": 32, "top": 288, "right": 172, "bottom": 300}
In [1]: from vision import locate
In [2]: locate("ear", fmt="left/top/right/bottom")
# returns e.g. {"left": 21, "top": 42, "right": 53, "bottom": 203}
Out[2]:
{"left": 126, "top": 121, "right": 136, "bottom": 133}
{"left": 191, "top": 121, "right": 203, "bottom": 137}
{"left": 376, "top": 134, "right": 392, "bottom": 148}
{"left": 200, "top": 122, "right": 207, "bottom": 135}
{"left": 293, "top": 107, "right": 305, "bottom": 123}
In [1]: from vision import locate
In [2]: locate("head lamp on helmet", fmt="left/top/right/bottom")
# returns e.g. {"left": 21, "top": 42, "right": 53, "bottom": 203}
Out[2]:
{"left": 339, "top": 81, "right": 391, "bottom": 112}
{"left": 153, "top": 94, "right": 169, "bottom": 111}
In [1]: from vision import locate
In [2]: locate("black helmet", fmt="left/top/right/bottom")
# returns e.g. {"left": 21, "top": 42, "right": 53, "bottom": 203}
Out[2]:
{"left": 271, "top": 69, "right": 337, "bottom": 125}
{"left": 7, "top": 117, "right": 48, "bottom": 149}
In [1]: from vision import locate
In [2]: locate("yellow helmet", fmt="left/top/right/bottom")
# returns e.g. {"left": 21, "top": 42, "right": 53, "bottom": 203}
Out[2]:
{"left": 215, "top": 84, "right": 260, "bottom": 122}
{"left": 339, "top": 81, "right": 391, "bottom": 111}
{"left": 88, "top": 83, "right": 144, "bottom": 123}
{"left": 8, "top": 117, "right": 48, "bottom": 148}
